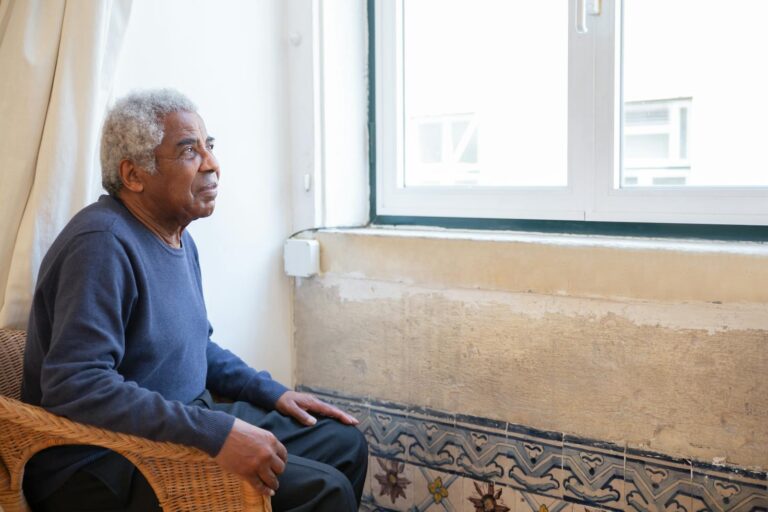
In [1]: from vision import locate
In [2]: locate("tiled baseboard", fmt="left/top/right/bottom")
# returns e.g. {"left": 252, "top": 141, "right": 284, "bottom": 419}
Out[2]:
{"left": 298, "top": 386, "right": 768, "bottom": 512}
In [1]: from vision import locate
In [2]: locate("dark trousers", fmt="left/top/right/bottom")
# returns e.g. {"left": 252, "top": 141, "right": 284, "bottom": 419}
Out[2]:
{"left": 32, "top": 392, "right": 368, "bottom": 512}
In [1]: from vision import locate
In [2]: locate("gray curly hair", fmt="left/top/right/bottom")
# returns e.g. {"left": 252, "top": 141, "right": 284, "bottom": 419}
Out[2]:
{"left": 100, "top": 89, "right": 197, "bottom": 195}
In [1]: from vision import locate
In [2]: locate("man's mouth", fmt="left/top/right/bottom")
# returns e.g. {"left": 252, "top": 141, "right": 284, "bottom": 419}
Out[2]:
{"left": 198, "top": 183, "right": 218, "bottom": 197}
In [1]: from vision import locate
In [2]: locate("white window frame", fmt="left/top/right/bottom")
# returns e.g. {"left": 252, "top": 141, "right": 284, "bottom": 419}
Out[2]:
{"left": 373, "top": 0, "right": 768, "bottom": 226}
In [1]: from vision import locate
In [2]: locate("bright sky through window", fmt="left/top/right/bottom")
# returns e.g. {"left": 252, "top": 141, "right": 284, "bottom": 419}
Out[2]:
{"left": 403, "top": 0, "right": 568, "bottom": 188}
{"left": 622, "top": 0, "right": 768, "bottom": 187}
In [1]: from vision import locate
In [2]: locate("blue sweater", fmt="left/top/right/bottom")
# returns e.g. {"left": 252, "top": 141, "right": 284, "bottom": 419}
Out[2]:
{"left": 21, "top": 195, "right": 289, "bottom": 499}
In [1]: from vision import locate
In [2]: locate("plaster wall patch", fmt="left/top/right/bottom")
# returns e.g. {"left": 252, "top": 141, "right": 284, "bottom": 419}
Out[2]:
{"left": 313, "top": 276, "right": 768, "bottom": 333}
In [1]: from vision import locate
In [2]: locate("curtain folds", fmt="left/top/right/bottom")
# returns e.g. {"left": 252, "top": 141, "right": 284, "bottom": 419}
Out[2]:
{"left": 0, "top": 0, "right": 132, "bottom": 328}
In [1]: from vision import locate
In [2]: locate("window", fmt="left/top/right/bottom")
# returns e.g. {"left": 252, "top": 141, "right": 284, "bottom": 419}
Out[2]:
{"left": 372, "top": 0, "right": 768, "bottom": 226}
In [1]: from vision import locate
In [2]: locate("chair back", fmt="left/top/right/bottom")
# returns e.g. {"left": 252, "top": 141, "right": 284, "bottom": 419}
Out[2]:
{"left": 0, "top": 329, "right": 26, "bottom": 400}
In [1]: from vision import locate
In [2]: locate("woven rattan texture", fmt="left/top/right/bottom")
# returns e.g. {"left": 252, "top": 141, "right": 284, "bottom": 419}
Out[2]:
{"left": 0, "top": 329, "right": 270, "bottom": 512}
{"left": 0, "top": 329, "right": 25, "bottom": 400}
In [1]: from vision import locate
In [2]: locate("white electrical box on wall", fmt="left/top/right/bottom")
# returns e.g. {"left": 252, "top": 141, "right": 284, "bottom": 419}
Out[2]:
{"left": 283, "top": 239, "right": 320, "bottom": 277}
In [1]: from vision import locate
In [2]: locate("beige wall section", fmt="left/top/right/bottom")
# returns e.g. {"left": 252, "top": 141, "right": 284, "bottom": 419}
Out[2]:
{"left": 293, "top": 229, "right": 768, "bottom": 469}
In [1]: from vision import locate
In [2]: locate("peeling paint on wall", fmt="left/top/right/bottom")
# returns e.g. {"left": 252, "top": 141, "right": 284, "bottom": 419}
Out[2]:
{"left": 324, "top": 275, "right": 768, "bottom": 334}
{"left": 316, "top": 231, "right": 768, "bottom": 303}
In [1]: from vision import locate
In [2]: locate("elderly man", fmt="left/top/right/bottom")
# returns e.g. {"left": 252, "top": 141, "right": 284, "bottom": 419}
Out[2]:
{"left": 21, "top": 89, "right": 367, "bottom": 512}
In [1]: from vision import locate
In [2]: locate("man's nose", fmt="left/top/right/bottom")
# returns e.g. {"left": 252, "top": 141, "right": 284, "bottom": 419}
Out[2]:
{"left": 200, "top": 147, "right": 219, "bottom": 174}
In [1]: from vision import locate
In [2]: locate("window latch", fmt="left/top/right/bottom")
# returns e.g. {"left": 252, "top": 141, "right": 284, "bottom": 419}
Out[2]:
{"left": 576, "top": 0, "right": 602, "bottom": 34}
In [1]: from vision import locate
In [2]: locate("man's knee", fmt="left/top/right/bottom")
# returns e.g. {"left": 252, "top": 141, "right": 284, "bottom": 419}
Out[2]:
{"left": 335, "top": 422, "right": 368, "bottom": 453}
{"left": 346, "top": 423, "right": 369, "bottom": 465}
{"left": 336, "top": 424, "right": 368, "bottom": 503}
{"left": 274, "top": 456, "right": 358, "bottom": 512}
{"left": 322, "top": 466, "right": 358, "bottom": 510}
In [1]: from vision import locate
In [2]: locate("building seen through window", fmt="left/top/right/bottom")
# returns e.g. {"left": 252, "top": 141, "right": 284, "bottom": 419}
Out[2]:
{"left": 623, "top": 98, "right": 691, "bottom": 187}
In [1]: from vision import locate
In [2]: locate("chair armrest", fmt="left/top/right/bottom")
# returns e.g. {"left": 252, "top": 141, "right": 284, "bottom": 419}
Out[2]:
{"left": 0, "top": 395, "right": 271, "bottom": 512}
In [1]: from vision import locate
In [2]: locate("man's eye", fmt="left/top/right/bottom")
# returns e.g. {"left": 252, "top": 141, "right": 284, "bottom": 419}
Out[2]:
{"left": 206, "top": 143, "right": 215, "bottom": 152}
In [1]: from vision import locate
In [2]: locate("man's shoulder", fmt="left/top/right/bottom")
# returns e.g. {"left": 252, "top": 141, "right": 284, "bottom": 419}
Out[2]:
{"left": 63, "top": 195, "right": 138, "bottom": 241}
{"left": 42, "top": 196, "right": 141, "bottom": 266}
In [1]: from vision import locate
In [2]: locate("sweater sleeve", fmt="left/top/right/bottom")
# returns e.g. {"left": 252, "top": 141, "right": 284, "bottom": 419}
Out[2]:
{"left": 38, "top": 232, "right": 234, "bottom": 456}
{"left": 205, "top": 336, "right": 290, "bottom": 409}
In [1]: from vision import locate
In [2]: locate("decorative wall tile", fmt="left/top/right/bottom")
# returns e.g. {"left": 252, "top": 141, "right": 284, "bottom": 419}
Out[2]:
{"left": 570, "top": 505, "right": 609, "bottom": 512}
{"left": 298, "top": 387, "right": 768, "bottom": 512}
{"left": 463, "top": 478, "right": 516, "bottom": 512}
{"left": 502, "top": 429, "right": 565, "bottom": 499}
{"left": 513, "top": 489, "right": 571, "bottom": 512}
{"left": 361, "top": 453, "right": 379, "bottom": 511}
{"left": 562, "top": 441, "right": 624, "bottom": 510}
{"left": 689, "top": 462, "right": 768, "bottom": 512}
{"left": 411, "top": 465, "right": 464, "bottom": 511}
{"left": 367, "top": 407, "right": 413, "bottom": 460}
{"left": 672, "top": 480, "right": 695, "bottom": 512}
{"left": 570, "top": 505, "right": 606, "bottom": 512}
{"left": 370, "top": 457, "right": 415, "bottom": 511}
{"left": 451, "top": 416, "right": 509, "bottom": 482}
{"left": 623, "top": 454, "right": 694, "bottom": 512}
{"left": 406, "top": 408, "right": 461, "bottom": 469}
{"left": 358, "top": 501, "right": 378, "bottom": 512}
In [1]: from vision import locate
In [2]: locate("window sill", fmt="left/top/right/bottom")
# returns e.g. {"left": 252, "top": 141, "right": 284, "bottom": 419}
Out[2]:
{"left": 306, "top": 226, "right": 768, "bottom": 303}
{"left": 321, "top": 225, "right": 768, "bottom": 256}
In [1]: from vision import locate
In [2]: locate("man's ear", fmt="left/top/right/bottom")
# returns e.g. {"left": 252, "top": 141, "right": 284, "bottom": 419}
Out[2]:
{"left": 118, "top": 159, "right": 145, "bottom": 193}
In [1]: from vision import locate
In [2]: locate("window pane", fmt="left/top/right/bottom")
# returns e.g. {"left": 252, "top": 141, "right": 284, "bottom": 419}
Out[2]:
{"left": 402, "top": 0, "right": 568, "bottom": 187}
{"left": 418, "top": 123, "right": 443, "bottom": 163}
{"left": 625, "top": 134, "right": 669, "bottom": 160}
{"left": 622, "top": 0, "right": 768, "bottom": 187}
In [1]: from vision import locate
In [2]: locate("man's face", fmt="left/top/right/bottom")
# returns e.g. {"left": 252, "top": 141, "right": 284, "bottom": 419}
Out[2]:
{"left": 141, "top": 111, "right": 220, "bottom": 226}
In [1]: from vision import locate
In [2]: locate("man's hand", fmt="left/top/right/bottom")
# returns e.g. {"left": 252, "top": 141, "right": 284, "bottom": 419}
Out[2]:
{"left": 214, "top": 418, "right": 288, "bottom": 496}
{"left": 276, "top": 390, "right": 359, "bottom": 427}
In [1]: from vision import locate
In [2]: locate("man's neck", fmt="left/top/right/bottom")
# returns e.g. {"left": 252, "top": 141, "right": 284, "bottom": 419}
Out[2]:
{"left": 116, "top": 193, "right": 184, "bottom": 248}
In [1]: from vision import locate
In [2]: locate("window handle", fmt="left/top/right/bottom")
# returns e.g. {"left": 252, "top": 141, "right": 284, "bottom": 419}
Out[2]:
{"left": 576, "top": 0, "right": 602, "bottom": 34}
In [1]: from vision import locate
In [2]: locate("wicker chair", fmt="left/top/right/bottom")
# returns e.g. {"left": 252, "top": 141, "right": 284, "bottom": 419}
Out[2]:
{"left": 0, "top": 328, "right": 271, "bottom": 512}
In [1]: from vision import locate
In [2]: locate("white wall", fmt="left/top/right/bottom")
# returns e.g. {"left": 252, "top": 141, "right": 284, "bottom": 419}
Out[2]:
{"left": 111, "top": 0, "right": 294, "bottom": 385}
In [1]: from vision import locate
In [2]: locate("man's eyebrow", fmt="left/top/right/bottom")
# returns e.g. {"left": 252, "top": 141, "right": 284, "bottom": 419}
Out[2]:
{"left": 175, "top": 138, "right": 198, "bottom": 147}
{"left": 174, "top": 136, "right": 215, "bottom": 147}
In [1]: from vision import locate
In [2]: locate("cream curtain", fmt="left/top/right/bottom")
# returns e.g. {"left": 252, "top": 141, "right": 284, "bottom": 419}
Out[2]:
{"left": 0, "top": 0, "right": 132, "bottom": 328}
